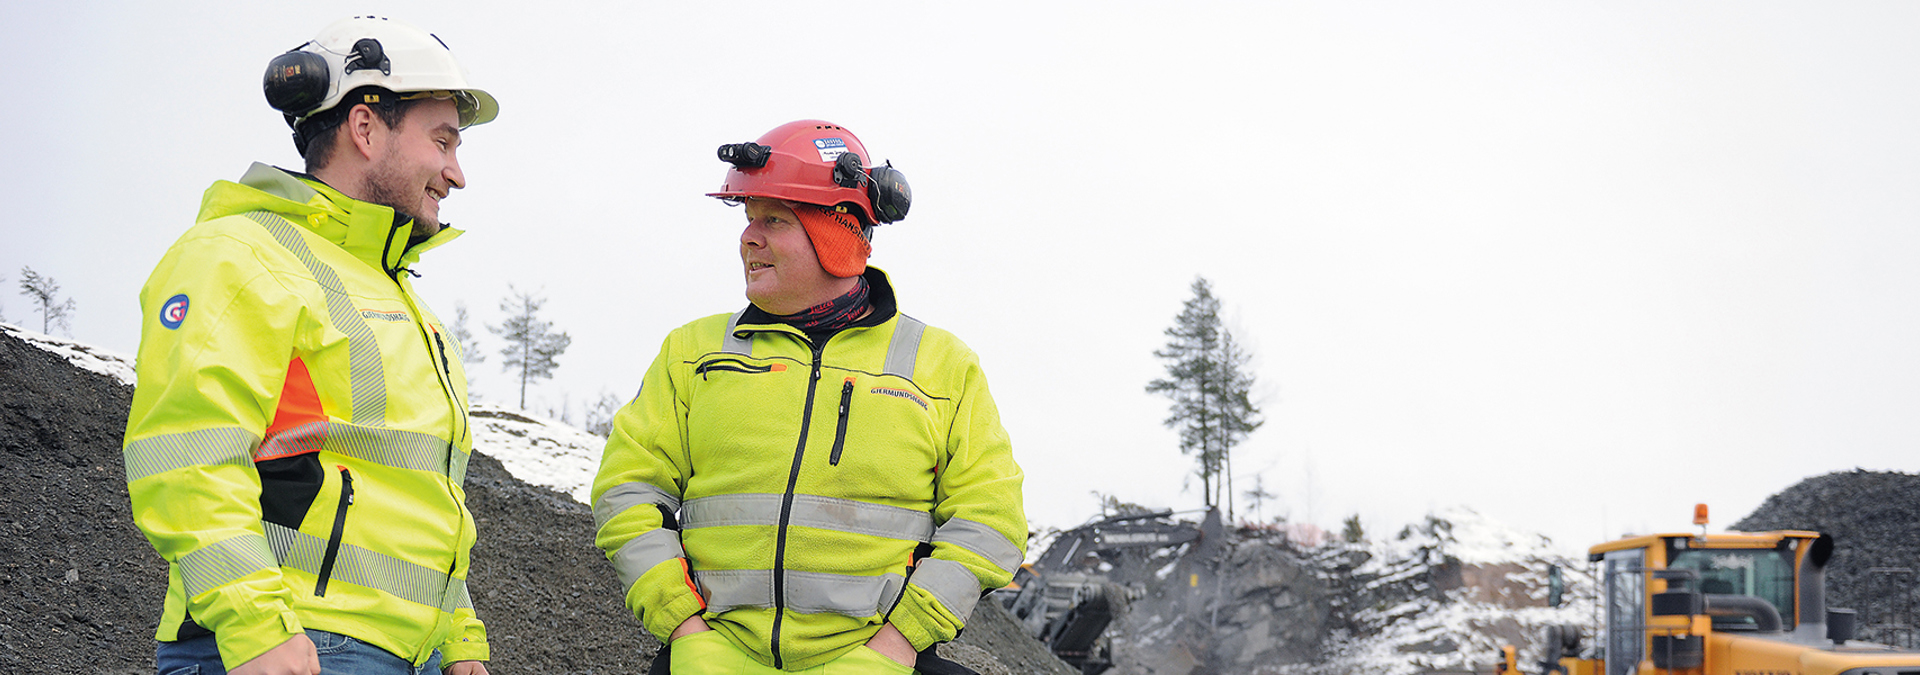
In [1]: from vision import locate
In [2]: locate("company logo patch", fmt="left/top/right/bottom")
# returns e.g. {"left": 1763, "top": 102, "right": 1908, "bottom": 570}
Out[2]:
{"left": 813, "top": 137, "right": 848, "bottom": 162}
{"left": 159, "top": 294, "right": 190, "bottom": 330}
{"left": 870, "top": 386, "right": 928, "bottom": 410}
{"left": 359, "top": 309, "right": 410, "bottom": 323}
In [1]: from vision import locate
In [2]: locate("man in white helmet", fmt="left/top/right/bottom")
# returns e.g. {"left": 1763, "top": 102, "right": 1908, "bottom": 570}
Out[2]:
{"left": 123, "top": 17, "right": 498, "bottom": 675}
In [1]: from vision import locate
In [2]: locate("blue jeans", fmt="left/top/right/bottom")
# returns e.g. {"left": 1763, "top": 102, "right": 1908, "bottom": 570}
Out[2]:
{"left": 156, "top": 629, "right": 443, "bottom": 675}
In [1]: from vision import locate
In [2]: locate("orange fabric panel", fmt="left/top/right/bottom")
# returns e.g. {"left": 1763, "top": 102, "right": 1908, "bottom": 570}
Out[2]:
{"left": 265, "top": 357, "right": 327, "bottom": 438}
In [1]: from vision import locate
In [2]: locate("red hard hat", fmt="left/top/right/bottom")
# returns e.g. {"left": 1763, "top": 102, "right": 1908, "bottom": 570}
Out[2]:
{"left": 708, "top": 120, "right": 879, "bottom": 224}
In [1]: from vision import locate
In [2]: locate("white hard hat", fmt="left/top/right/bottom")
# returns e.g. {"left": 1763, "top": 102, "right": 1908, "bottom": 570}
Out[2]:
{"left": 264, "top": 16, "right": 498, "bottom": 130}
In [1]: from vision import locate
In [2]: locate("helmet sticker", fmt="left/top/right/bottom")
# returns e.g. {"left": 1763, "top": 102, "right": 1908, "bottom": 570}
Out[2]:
{"left": 813, "top": 138, "right": 848, "bottom": 162}
{"left": 160, "top": 294, "right": 190, "bottom": 330}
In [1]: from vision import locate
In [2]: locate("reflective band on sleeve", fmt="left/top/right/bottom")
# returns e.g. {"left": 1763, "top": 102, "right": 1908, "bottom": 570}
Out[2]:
{"left": 262, "top": 521, "right": 461, "bottom": 610}
{"left": 908, "top": 558, "right": 982, "bottom": 620}
{"left": 932, "top": 518, "right": 1024, "bottom": 575}
{"left": 883, "top": 315, "right": 926, "bottom": 380}
{"left": 124, "top": 427, "right": 260, "bottom": 483}
{"left": 682, "top": 493, "right": 933, "bottom": 542}
{"left": 696, "top": 569, "right": 907, "bottom": 619}
{"left": 594, "top": 482, "right": 682, "bottom": 530}
{"left": 179, "top": 533, "right": 278, "bottom": 599}
{"left": 610, "top": 529, "right": 686, "bottom": 590}
{"left": 722, "top": 310, "right": 752, "bottom": 356}
{"left": 246, "top": 212, "right": 388, "bottom": 426}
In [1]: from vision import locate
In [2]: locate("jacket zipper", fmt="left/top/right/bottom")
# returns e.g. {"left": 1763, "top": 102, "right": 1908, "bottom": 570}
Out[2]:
{"left": 430, "top": 331, "right": 469, "bottom": 446}
{"left": 768, "top": 335, "right": 827, "bottom": 670}
{"left": 314, "top": 466, "right": 354, "bottom": 597}
{"left": 829, "top": 378, "right": 855, "bottom": 466}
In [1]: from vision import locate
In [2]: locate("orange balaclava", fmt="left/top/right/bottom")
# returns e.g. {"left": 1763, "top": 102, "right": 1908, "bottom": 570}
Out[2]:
{"left": 793, "top": 204, "right": 872, "bottom": 278}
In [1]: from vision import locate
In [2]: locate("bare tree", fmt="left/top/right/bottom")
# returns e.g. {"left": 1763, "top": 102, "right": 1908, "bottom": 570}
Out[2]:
{"left": 1242, "top": 473, "right": 1279, "bottom": 523}
{"left": 487, "top": 286, "right": 571, "bottom": 409}
{"left": 582, "top": 391, "right": 625, "bottom": 437}
{"left": 18, "top": 266, "right": 76, "bottom": 335}
{"left": 446, "top": 302, "right": 483, "bottom": 392}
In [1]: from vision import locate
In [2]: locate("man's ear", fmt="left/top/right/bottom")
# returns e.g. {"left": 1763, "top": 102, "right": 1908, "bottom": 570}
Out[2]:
{"left": 342, "top": 104, "right": 384, "bottom": 162}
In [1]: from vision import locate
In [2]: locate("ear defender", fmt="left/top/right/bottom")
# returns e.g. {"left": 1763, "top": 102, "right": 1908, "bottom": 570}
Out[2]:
{"left": 832, "top": 153, "right": 912, "bottom": 224}
{"left": 264, "top": 47, "right": 331, "bottom": 116}
{"left": 866, "top": 162, "right": 911, "bottom": 224}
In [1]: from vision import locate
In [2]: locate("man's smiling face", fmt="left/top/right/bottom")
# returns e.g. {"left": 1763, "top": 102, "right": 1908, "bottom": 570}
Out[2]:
{"left": 362, "top": 97, "right": 465, "bottom": 236}
{"left": 740, "top": 198, "right": 839, "bottom": 314}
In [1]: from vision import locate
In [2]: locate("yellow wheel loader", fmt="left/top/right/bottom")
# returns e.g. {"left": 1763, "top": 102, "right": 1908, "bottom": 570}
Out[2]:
{"left": 1500, "top": 506, "right": 1918, "bottom": 675}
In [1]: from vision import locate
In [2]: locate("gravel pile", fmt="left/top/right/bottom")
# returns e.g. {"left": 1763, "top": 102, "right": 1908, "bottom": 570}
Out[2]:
{"left": 0, "top": 328, "right": 1066, "bottom": 674}
{"left": 1734, "top": 469, "right": 1920, "bottom": 646}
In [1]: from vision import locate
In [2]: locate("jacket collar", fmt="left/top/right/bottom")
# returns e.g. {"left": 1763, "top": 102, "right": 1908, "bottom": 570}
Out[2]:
{"left": 737, "top": 267, "right": 900, "bottom": 339}
{"left": 233, "top": 163, "right": 462, "bottom": 277}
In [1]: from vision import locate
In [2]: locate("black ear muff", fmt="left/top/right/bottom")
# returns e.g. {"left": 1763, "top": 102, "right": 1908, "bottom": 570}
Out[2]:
{"left": 866, "top": 163, "right": 911, "bottom": 224}
{"left": 264, "top": 48, "right": 330, "bottom": 116}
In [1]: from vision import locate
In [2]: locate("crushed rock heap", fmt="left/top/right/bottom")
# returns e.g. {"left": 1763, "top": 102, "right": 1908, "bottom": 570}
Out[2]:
{"left": 0, "top": 325, "right": 1070, "bottom": 674}
{"left": 1734, "top": 469, "right": 1920, "bottom": 649}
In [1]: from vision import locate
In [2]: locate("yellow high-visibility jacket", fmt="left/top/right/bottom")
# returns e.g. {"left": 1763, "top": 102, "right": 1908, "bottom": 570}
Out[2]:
{"left": 592, "top": 269, "right": 1027, "bottom": 671}
{"left": 123, "top": 163, "right": 487, "bottom": 669}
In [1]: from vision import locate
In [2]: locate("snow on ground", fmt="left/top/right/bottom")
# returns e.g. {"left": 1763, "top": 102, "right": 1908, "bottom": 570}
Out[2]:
{"left": 3, "top": 322, "right": 137, "bottom": 386}
{"left": 468, "top": 402, "right": 603, "bottom": 504}
{"left": 1301, "top": 506, "right": 1602, "bottom": 675}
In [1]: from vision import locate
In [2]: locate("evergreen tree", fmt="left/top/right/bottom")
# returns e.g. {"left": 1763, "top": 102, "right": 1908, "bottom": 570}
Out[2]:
{"left": 1147, "top": 276, "right": 1263, "bottom": 518}
{"left": 18, "top": 266, "right": 76, "bottom": 335}
{"left": 487, "top": 286, "right": 572, "bottom": 409}
{"left": 1342, "top": 514, "right": 1365, "bottom": 544}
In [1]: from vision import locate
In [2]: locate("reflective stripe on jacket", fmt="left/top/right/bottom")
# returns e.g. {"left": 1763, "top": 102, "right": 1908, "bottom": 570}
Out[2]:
{"left": 123, "top": 163, "right": 486, "bottom": 669}
{"left": 592, "top": 268, "right": 1026, "bottom": 671}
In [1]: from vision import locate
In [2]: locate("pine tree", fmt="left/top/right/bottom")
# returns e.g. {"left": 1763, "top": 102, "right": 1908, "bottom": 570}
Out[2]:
{"left": 1147, "top": 276, "right": 1263, "bottom": 518}
{"left": 18, "top": 266, "right": 76, "bottom": 335}
{"left": 487, "top": 286, "right": 571, "bottom": 409}
{"left": 1342, "top": 514, "right": 1365, "bottom": 544}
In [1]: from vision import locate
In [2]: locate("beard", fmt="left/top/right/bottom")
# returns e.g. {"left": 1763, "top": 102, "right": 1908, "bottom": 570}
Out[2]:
{"left": 362, "top": 154, "right": 440, "bottom": 238}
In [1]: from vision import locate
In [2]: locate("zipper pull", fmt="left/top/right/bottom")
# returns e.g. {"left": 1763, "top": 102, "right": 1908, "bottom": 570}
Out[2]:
{"left": 339, "top": 466, "right": 355, "bottom": 505}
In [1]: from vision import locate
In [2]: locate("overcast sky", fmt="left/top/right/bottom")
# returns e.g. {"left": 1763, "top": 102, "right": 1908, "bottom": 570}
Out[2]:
{"left": 5, "top": 2, "right": 1917, "bottom": 552}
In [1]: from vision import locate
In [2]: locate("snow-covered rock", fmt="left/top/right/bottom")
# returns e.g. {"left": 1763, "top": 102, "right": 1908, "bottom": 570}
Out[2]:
{"left": 468, "top": 403, "right": 603, "bottom": 505}
{"left": 3, "top": 323, "right": 136, "bottom": 386}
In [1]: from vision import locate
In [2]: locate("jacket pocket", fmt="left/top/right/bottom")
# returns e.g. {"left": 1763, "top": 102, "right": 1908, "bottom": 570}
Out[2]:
{"left": 829, "top": 378, "right": 855, "bottom": 466}
{"left": 314, "top": 466, "right": 354, "bottom": 597}
{"left": 694, "top": 357, "right": 779, "bottom": 380}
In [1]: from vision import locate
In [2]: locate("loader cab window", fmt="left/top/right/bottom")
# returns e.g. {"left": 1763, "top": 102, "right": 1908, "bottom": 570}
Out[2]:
{"left": 1667, "top": 546, "right": 1796, "bottom": 630}
{"left": 1603, "top": 548, "right": 1645, "bottom": 675}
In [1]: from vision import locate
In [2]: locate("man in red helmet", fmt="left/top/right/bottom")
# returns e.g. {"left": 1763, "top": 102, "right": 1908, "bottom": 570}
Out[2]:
{"left": 593, "top": 120, "right": 1027, "bottom": 673}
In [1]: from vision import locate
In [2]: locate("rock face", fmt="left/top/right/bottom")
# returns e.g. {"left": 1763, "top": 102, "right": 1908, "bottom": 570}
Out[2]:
{"left": 1093, "top": 508, "right": 1596, "bottom": 675}
{"left": 1733, "top": 469, "right": 1920, "bottom": 649}
{"left": 0, "top": 325, "right": 1072, "bottom": 674}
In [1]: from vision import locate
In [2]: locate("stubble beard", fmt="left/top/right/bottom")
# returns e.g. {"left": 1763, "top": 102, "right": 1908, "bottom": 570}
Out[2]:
{"left": 362, "top": 152, "right": 440, "bottom": 238}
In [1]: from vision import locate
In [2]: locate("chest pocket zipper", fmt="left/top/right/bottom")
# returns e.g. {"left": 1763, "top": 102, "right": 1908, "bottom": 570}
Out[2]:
{"left": 315, "top": 466, "right": 354, "bottom": 597}
{"left": 829, "top": 378, "right": 855, "bottom": 466}
{"left": 695, "top": 358, "right": 778, "bottom": 380}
